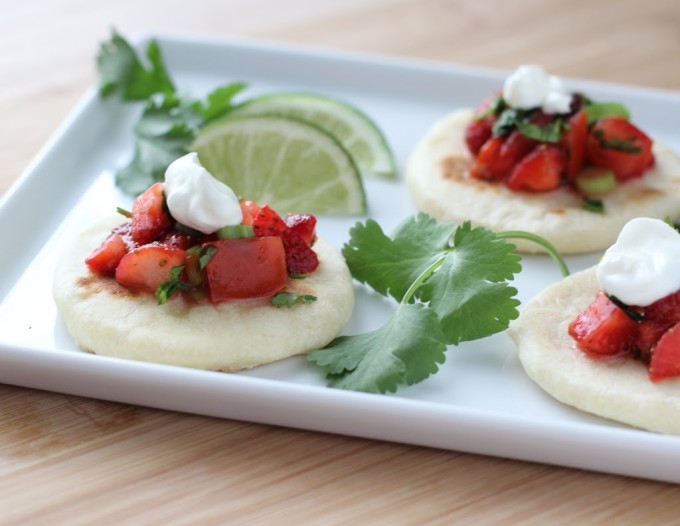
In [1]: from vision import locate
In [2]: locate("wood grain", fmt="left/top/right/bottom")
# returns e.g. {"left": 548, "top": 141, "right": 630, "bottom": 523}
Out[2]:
{"left": 2, "top": 0, "right": 680, "bottom": 523}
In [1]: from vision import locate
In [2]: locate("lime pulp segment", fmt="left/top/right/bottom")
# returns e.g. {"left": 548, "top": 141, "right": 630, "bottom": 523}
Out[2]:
{"left": 192, "top": 115, "right": 367, "bottom": 215}
{"left": 227, "top": 92, "right": 396, "bottom": 179}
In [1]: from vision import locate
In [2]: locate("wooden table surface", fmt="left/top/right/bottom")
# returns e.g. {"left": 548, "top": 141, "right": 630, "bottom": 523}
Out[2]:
{"left": 2, "top": 0, "right": 680, "bottom": 523}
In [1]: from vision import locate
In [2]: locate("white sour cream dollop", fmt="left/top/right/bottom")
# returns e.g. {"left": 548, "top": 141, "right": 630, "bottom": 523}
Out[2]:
{"left": 596, "top": 218, "right": 680, "bottom": 306}
{"left": 164, "top": 152, "right": 243, "bottom": 234}
{"left": 502, "top": 65, "right": 572, "bottom": 114}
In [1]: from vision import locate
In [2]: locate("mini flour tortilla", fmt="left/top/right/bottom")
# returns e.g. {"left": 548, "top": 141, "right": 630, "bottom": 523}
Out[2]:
{"left": 53, "top": 216, "right": 355, "bottom": 371}
{"left": 508, "top": 267, "right": 680, "bottom": 435}
{"left": 406, "top": 109, "right": 680, "bottom": 254}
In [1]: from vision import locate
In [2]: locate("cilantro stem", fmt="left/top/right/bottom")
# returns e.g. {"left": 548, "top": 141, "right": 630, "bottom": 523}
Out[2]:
{"left": 401, "top": 255, "right": 446, "bottom": 304}
{"left": 496, "top": 230, "right": 569, "bottom": 277}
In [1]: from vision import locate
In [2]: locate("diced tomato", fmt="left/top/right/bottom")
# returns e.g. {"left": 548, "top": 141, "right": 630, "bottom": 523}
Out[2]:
{"left": 568, "top": 291, "right": 639, "bottom": 358}
{"left": 561, "top": 109, "right": 588, "bottom": 180}
{"left": 465, "top": 116, "right": 495, "bottom": 156}
{"left": 506, "top": 144, "right": 566, "bottom": 192}
{"left": 115, "top": 243, "right": 186, "bottom": 294}
{"left": 641, "top": 289, "right": 680, "bottom": 325}
{"left": 240, "top": 200, "right": 261, "bottom": 226}
{"left": 282, "top": 230, "right": 319, "bottom": 276}
{"left": 285, "top": 213, "right": 317, "bottom": 245}
{"left": 633, "top": 289, "right": 680, "bottom": 360}
{"left": 130, "top": 182, "right": 172, "bottom": 244}
{"left": 465, "top": 95, "right": 502, "bottom": 156}
{"left": 203, "top": 237, "right": 287, "bottom": 301}
{"left": 470, "top": 130, "right": 537, "bottom": 182}
{"left": 586, "top": 117, "right": 654, "bottom": 181}
{"left": 86, "top": 224, "right": 132, "bottom": 276}
{"left": 252, "top": 204, "right": 288, "bottom": 237}
{"left": 469, "top": 136, "right": 505, "bottom": 181}
{"left": 649, "top": 322, "right": 680, "bottom": 382}
{"left": 636, "top": 320, "right": 670, "bottom": 362}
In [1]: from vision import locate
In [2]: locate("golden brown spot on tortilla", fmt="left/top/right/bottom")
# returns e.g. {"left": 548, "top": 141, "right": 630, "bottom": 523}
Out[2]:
{"left": 547, "top": 208, "right": 567, "bottom": 215}
{"left": 629, "top": 186, "right": 663, "bottom": 202}
{"left": 76, "top": 273, "right": 135, "bottom": 297}
{"left": 440, "top": 155, "right": 472, "bottom": 181}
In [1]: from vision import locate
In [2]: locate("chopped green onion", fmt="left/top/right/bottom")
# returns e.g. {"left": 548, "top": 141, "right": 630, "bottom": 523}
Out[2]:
{"left": 217, "top": 224, "right": 254, "bottom": 239}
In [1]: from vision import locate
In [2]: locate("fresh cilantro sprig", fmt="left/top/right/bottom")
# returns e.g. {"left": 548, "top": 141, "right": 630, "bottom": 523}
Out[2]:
{"left": 96, "top": 31, "right": 247, "bottom": 195}
{"left": 308, "top": 214, "right": 568, "bottom": 394}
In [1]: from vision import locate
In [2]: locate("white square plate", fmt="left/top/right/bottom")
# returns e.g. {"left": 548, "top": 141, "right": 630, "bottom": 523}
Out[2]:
{"left": 2, "top": 34, "right": 680, "bottom": 482}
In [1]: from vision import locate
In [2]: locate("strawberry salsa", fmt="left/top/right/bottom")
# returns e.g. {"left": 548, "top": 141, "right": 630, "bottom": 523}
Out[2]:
{"left": 568, "top": 218, "right": 680, "bottom": 382}
{"left": 464, "top": 66, "right": 654, "bottom": 206}
{"left": 569, "top": 289, "right": 680, "bottom": 382}
{"left": 85, "top": 181, "right": 319, "bottom": 305}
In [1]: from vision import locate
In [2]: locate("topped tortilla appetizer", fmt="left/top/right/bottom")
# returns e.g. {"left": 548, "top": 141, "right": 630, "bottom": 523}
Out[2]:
{"left": 406, "top": 65, "right": 680, "bottom": 254}
{"left": 510, "top": 217, "right": 680, "bottom": 434}
{"left": 53, "top": 153, "right": 354, "bottom": 371}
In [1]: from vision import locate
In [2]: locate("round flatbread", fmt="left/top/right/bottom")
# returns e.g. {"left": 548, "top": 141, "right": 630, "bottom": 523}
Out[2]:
{"left": 53, "top": 216, "right": 354, "bottom": 371}
{"left": 508, "top": 267, "right": 680, "bottom": 435}
{"left": 406, "top": 109, "right": 680, "bottom": 254}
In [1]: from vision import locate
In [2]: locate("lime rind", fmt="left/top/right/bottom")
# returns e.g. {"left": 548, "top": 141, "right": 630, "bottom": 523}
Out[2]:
{"left": 227, "top": 92, "right": 396, "bottom": 179}
{"left": 192, "top": 114, "right": 367, "bottom": 215}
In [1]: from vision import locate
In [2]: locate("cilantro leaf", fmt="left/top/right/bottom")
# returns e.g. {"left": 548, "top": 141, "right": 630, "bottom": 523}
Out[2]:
{"left": 155, "top": 265, "right": 192, "bottom": 305}
{"left": 308, "top": 303, "right": 446, "bottom": 393}
{"left": 192, "top": 83, "right": 248, "bottom": 123}
{"left": 416, "top": 222, "right": 521, "bottom": 344}
{"left": 312, "top": 214, "right": 532, "bottom": 393}
{"left": 515, "top": 119, "right": 564, "bottom": 143}
{"left": 342, "top": 213, "right": 453, "bottom": 302}
{"left": 97, "top": 31, "right": 175, "bottom": 101}
{"left": 97, "top": 31, "right": 248, "bottom": 196}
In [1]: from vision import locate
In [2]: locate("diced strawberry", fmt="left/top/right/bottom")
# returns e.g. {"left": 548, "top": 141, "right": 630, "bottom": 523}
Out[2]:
{"left": 115, "top": 243, "right": 186, "bottom": 294}
{"left": 130, "top": 182, "right": 172, "bottom": 244}
{"left": 561, "top": 109, "right": 588, "bottom": 180}
{"left": 465, "top": 95, "right": 502, "bottom": 156}
{"left": 252, "top": 204, "right": 287, "bottom": 237}
{"left": 642, "top": 289, "right": 680, "bottom": 325}
{"left": 282, "top": 230, "right": 319, "bottom": 276}
{"left": 636, "top": 320, "right": 670, "bottom": 363}
{"left": 568, "top": 291, "right": 639, "bottom": 358}
{"left": 506, "top": 144, "right": 566, "bottom": 192}
{"left": 285, "top": 213, "right": 317, "bottom": 245}
{"left": 470, "top": 131, "right": 537, "bottom": 182}
{"left": 649, "top": 322, "right": 680, "bottom": 382}
{"left": 157, "top": 231, "right": 195, "bottom": 250}
{"left": 469, "top": 136, "right": 505, "bottom": 181}
{"left": 465, "top": 116, "right": 495, "bottom": 156}
{"left": 586, "top": 117, "right": 654, "bottom": 181}
{"left": 86, "top": 224, "right": 132, "bottom": 276}
{"left": 240, "top": 200, "right": 261, "bottom": 226}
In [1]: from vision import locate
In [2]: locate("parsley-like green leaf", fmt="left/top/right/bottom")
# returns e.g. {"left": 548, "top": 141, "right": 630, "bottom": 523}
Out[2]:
{"left": 342, "top": 214, "right": 453, "bottom": 302}
{"left": 308, "top": 303, "right": 446, "bottom": 393}
{"left": 582, "top": 196, "right": 605, "bottom": 213}
{"left": 311, "top": 214, "right": 534, "bottom": 393}
{"left": 97, "top": 31, "right": 247, "bottom": 196}
{"left": 192, "top": 83, "right": 248, "bottom": 123}
{"left": 155, "top": 265, "right": 192, "bottom": 305}
{"left": 416, "top": 222, "right": 521, "bottom": 344}
{"left": 198, "top": 245, "right": 218, "bottom": 270}
{"left": 515, "top": 119, "right": 564, "bottom": 143}
{"left": 492, "top": 108, "right": 522, "bottom": 136}
{"left": 97, "top": 30, "right": 175, "bottom": 101}
{"left": 272, "top": 292, "right": 317, "bottom": 308}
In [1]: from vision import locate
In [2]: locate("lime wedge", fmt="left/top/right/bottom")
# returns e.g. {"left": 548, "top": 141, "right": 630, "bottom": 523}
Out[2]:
{"left": 227, "top": 92, "right": 396, "bottom": 179}
{"left": 192, "top": 115, "right": 367, "bottom": 215}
